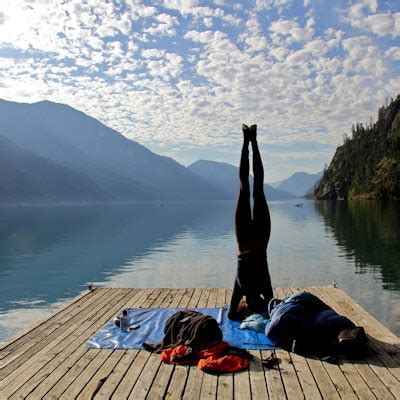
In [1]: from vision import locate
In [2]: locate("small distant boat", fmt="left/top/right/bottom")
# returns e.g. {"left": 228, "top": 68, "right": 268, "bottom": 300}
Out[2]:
{"left": 295, "top": 203, "right": 303, "bottom": 207}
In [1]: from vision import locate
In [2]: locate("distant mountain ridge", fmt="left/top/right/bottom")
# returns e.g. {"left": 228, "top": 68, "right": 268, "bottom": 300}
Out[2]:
{"left": 0, "top": 133, "right": 112, "bottom": 203}
{"left": 0, "top": 99, "right": 227, "bottom": 203}
{"left": 188, "top": 159, "right": 296, "bottom": 200}
{"left": 275, "top": 171, "right": 323, "bottom": 198}
{"left": 1, "top": 98, "right": 321, "bottom": 204}
{"left": 314, "top": 95, "right": 400, "bottom": 200}
{"left": 267, "top": 179, "right": 284, "bottom": 188}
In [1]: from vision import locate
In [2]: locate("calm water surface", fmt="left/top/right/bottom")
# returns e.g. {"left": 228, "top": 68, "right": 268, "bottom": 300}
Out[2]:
{"left": 0, "top": 200, "right": 399, "bottom": 341}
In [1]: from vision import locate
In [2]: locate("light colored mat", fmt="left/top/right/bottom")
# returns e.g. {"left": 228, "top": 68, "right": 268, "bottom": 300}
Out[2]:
{"left": 86, "top": 307, "right": 276, "bottom": 350}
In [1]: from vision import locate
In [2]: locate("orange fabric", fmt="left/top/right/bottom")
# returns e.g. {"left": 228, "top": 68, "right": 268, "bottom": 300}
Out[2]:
{"left": 198, "top": 354, "right": 249, "bottom": 373}
{"left": 196, "top": 341, "right": 230, "bottom": 358}
{"left": 161, "top": 345, "right": 197, "bottom": 365}
{"left": 160, "top": 341, "right": 249, "bottom": 374}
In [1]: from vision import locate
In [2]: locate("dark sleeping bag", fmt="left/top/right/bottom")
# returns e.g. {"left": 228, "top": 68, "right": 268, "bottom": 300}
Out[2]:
{"left": 265, "top": 292, "right": 368, "bottom": 357}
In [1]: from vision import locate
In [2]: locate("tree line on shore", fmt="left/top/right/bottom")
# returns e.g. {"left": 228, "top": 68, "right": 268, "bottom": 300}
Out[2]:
{"left": 314, "top": 95, "right": 400, "bottom": 200}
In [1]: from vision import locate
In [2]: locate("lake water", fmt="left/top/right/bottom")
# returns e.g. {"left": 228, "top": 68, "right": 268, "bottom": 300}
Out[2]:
{"left": 0, "top": 200, "right": 399, "bottom": 342}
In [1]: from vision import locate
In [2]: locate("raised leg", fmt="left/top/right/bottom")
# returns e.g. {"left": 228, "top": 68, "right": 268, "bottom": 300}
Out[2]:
{"left": 235, "top": 136, "right": 252, "bottom": 247}
{"left": 252, "top": 139, "right": 271, "bottom": 246}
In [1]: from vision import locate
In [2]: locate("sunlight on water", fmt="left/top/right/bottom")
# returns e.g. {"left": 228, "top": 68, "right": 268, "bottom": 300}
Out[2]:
{"left": 0, "top": 200, "right": 399, "bottom": 341}
{"left": 103, "top": 229, "right": 236, "bottom": 289}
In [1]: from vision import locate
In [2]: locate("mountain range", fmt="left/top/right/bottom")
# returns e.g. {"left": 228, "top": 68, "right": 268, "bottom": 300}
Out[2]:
{"left": 273, "top": 171, "right": 323, "bottom": 197}
{"left": 188, "top": 160, "right": 297, "bottom": 200}
{"left": 0, "top": 99, "right": 317, "bottom": 204}
{"left": 0, "top": 99, "right": 227, "bottom": 203}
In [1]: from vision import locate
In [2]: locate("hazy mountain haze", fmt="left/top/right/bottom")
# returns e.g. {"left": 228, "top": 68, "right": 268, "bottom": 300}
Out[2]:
{"left": 0, "top": 99, "right": 227, "bottom": 203}
{"left": 275, "top": 171, "right": 324, "bottom": 197}
{"left": 188, "top": 159, "right": 296, "bottom": 200}
{"left": 0, "top": 133, "right": 112, "bottom": 203}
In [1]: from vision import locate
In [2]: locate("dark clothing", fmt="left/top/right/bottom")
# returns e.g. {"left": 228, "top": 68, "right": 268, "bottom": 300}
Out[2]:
{"left": 235, "top": 143, "right": 271, "bottom": 246}
{"left": 229, "top": 249, "right": 273, "bottom": 318}
{"left": 229, "top": 129, "right": 273, "bottom": 319}
{"left": 143, "top": 310, "right": 223, "bottom": 353}
{"left": 237, "top": 250, "right": 269, "bottom": 292}
{"left": 265, "top": 292, "right": 359, "bottom": 356}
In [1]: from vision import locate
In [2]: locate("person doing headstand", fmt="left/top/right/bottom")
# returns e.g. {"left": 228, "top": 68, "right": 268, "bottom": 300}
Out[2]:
{"left": 228, "top": 124, "right": 273, "bottom": 321}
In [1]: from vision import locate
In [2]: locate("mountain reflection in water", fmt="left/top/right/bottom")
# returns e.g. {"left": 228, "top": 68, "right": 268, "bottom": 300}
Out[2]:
{"left": 0, "top": 200, "right": 399, "bottom": 341}
{"left": 314, "top": 201, "right": 400, "bottom": 291}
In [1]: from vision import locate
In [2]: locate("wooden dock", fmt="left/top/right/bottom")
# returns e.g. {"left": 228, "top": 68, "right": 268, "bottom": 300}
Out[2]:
{"left": 0, "top": 286, "right": 399, "bottom": 399}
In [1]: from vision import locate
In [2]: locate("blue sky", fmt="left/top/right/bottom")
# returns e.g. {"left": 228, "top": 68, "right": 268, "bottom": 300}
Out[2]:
{"left": 0, "top": 0, "right": 399, "bottom": 181}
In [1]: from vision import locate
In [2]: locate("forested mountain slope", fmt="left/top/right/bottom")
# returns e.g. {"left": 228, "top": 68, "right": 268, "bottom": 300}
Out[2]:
{"left": 314, "top": 95, "right": 400, "bottom": 200}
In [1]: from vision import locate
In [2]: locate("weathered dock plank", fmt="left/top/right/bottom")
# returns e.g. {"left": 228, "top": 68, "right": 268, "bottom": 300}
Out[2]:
{"left": 1, "top": 289, "right": 132, "bottom": 398}
{"left": 42, "top": 290, "right": 148, "bottom": 399}
{"left": 133, "top": 288, "right": 193, "bottom": 400}
{"left": 29, "top": 288, "right": 144, "bottom": 399}
{"left": 198, "top": 288, "right": 220, "bottom": 399}
{"left": 0, "top": 286, "right": 398, "bottom": 399}
{"left": 182, "top": 288, "right": 210, "bottom": 400}
{"left": 310, "top": 286, "right": 399, "bottom": 399}
{"left": 108, "top": 288, "right": 174, "bottom": 399}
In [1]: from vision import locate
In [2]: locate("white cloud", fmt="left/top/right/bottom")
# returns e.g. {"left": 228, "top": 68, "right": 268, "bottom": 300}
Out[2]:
{"left": 268, "top": 46, "right": 288, "bottom": 61}
{"left": 163, "top": 0, "right": 200, "bottom": 15}
{"left": 125, "top": 1, "right": 157, "bottom": 19}
{"left": 0, "top": 0, "right": 398, "bottom": 177}
{"left": 142, "top": 51, "right": 183, "bottom": 81}
{"left": 163, "top": 0, "right": 241, "bottom": 26}
{"left": 341, "top": 36, "right": 386, "bottom": 76}
{"left": 184, "top": 30, "right": 215, "bottom": 43}
{"left": 269, "top": 17, "right": 314, "bottom": 45}
{"left": 203, "top": 17, "right": 213, "bottom": 28}
{"left": 86, "top": 36, "right": 104, "bottom": 50}
{"left": 344, "top": 0, "right": 400, "bottom": 38}
{"left": 157, "top": 13, "right": 179, "bottom": 26}
{"left": 115, "top": 13, "right": 132, "bottom": 35}
{"left": 143, "top": 12, "right": 179, "bottom": 36}
{"left": 386, "top": 46, "right": 400, "bottom": 60}
{"left": 238, "top": 13, "right": 268, "bottom": 52}
{"left": 142, "top": 48, "right": 167, "bottom": 58}
{"left": 256, "top": 0, "right": 293, "bottom": 12}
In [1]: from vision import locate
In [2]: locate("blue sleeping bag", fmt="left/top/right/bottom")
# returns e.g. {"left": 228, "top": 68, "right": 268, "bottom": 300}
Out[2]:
{"left": 265, "top": 292, "right": 355, "bottom": 354}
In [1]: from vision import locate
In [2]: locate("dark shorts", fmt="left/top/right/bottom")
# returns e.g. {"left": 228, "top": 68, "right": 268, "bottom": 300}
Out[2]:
{"left": 235, "top": 249, "right": 272, "bottom": 296}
